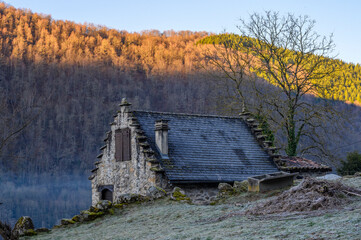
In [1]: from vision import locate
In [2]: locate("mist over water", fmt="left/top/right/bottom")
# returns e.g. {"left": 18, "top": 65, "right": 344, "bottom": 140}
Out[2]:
{"left": 0, "top": 173, "right": 91, "bottom": 229}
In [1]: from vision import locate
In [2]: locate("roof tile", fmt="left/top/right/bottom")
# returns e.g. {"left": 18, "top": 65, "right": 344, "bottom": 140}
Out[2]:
{"left": 134, "top": 111, "right": 279, "bottom": 183}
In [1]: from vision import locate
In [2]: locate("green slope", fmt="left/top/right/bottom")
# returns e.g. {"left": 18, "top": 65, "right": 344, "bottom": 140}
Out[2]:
{"left": 198, "top": 34, "right": 361, "bottom": 104}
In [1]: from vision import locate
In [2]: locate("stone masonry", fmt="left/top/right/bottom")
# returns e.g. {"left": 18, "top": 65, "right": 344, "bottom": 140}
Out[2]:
{"left": 89, "top": 99, "right": 169, "bottom": 206}
{"left": 89, "top": 99, "right": 329, "bottom": 206}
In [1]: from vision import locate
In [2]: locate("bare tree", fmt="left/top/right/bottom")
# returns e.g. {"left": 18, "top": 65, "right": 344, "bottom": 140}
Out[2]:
{"left": 200, "top": 34, "right": 253, "bottom": 109}
{"left": 201, "top": 11, "right": 342, "bottom": 158}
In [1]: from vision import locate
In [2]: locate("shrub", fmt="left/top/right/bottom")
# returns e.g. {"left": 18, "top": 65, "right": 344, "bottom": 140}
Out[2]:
{"left": 338, "top": 151, "right": 361, "bottom": 175}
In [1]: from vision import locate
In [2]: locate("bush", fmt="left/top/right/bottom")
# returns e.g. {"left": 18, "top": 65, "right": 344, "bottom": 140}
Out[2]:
{"left": 338, "top": 151, "right": 361, "bottom": 175}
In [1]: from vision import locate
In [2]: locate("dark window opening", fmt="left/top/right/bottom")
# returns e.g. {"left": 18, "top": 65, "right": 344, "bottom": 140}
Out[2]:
{"left": 115, "top": 128, "right": 131, "bottom": 161}
{"left": 101, "top": 189, "right": 113, "bottom": 202}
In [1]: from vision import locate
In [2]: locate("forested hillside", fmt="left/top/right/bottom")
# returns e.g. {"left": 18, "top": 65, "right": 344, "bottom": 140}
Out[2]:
{"left": 0, "top": 3, "right": 219, "bottom": 176}
{"left": 0, "top": 3, "right": 360, "bottom": 177}
{"left": 198, "top": 34, "right": 361, "bottom": 104}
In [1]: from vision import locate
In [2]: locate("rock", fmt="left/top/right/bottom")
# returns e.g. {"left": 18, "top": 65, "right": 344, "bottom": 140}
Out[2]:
{"left": 170, "top": 187, "right": 190, "bottom": 202}
{"left": 130, "top": 194, "right": 142, "bottom": 202}
{"left": 172, "top": 187, "right": 185, "bottom": 195}
{"left": 233, "top": 180, "right": 248, "bottom": 192}
{"left": 354, "top": 172, "right": 361, "bottom": 176}
{"left": 147, "top": 186, "right": 167, "bottom": 199}
{"left": 89, "top": 206, "right": 99, "bottom": 212}
{"left": 317, "top": 174, "right": 342, "bottom": 180}
{"left": 80, "top": 210, "right": 91, "bottom": 221}
{"left": 95, "top": 200, "right": 112, "bottom": 211}
{"left": 117, "top": 193, "right": 132, "bottom": 203}
{"left": 218, "top": 183, "right": 233, "bottom": 192}
{"left": 80, "top": 210, "right": 105, "bottom": 221}
{"left": 71, "top": 215, "right": 81, "bottom": 222}
{"left": 116, "top": 193, "right": 149, "bottom": 204}
{"left": 60, "top": 219, "right": 75, "bottom": 225}
{"left": 132, "top": 194, "right": 150, "bottom": 202}
{"left": 113, "top": 203, "right": 125, "bottom": 208}
{"left": 218, "top": 183, "right": 237, "bottom": 197}
{"left": 12, "top": 216, "right": 34, "bottom": 237}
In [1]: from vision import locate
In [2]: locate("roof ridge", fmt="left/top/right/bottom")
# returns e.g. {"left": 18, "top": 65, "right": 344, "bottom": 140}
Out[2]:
{"left": 134, "top": 110, "right": 241, "bottom": 119}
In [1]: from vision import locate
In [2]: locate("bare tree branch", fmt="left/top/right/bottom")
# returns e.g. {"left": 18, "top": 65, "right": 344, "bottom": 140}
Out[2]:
{"left": 199, "top": 11, "right": 343, "bottom": 158}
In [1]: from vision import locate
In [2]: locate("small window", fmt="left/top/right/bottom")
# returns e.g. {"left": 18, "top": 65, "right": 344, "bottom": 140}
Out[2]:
{"left": 101, "top": 189, "right": 113, "bottom": 202}
{"left": 115, "top": 128, "right": 131, "bottom": 161}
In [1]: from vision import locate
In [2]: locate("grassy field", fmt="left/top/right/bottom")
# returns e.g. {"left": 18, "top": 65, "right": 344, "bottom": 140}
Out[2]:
{"left": 23, "top": 177, "right": 361, "bottom": 240}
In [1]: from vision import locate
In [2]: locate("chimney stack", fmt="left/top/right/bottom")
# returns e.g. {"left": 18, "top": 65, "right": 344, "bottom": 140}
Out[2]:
{"left": 119, "top": 98, "right": 131, "bottom": 113}
{"left": 155, "top": 120, "right": 170, "bottom": 156}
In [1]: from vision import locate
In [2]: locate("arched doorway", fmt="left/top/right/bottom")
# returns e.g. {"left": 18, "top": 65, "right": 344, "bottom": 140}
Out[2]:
{"left": 101, "top": 189, "right": 113, "bottom": 202}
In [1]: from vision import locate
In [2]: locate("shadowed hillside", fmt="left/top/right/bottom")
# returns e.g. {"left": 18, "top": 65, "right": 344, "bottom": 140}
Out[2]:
{"left": 0, "top": 2, "right": 360, "bottom": 177}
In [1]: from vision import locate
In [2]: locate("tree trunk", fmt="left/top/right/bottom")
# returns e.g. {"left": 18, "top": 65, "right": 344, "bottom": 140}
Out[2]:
{"left": 286, "top": 107, "right": 297, "bottom": 156}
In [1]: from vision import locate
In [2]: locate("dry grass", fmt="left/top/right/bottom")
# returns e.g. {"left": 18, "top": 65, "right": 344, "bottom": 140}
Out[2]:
{"left": 245, "top": 178, "right": 361, "bottom": 215}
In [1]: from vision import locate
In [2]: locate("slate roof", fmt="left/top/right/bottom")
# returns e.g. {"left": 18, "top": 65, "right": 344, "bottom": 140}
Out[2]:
{"left": 275, "top": 156, "right": 332, "bottom": 173}
{"left": 134, "top": 111, "right": 279, "bottom": 183}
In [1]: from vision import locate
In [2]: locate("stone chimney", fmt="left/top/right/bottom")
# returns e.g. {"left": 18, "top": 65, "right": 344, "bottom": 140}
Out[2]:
{"left": 119, "top": 98, "right": 131, "bottom": 113}
{"left": 155, "top": 120, "right": 170, "bottom": 156}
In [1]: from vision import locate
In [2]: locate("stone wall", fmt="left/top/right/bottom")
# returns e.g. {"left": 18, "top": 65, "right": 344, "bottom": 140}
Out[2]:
{"left": 90, "top": 100, "right": 169, "bottom": 206}
{"left": 175, "top": 183, "right": 219, "bottom": 204}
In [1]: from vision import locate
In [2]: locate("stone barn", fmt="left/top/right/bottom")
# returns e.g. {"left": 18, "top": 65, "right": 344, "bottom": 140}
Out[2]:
{"left": 89, "top": 98, "right": 330, "bottom": 205}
